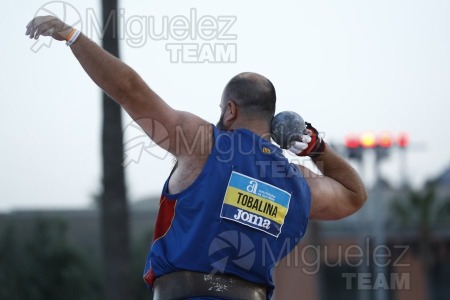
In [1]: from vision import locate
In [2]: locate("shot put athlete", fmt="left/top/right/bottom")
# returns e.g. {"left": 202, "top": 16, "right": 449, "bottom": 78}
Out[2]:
{"left": 26, "top": 16, "right": 367, "bottom": 300}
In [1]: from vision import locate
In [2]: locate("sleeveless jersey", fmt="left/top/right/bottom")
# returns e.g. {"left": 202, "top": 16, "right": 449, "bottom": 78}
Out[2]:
{"left": 143, "top": 125, "right": 311, "bottom": 299}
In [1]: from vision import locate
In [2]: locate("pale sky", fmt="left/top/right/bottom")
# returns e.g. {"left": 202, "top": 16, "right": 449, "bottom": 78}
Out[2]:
{"left": 1, "top": 0, "right": 450, "bottom": 211}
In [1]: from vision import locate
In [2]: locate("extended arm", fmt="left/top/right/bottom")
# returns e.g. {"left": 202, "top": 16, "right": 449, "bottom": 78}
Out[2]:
{"left": 25, "top": 16, "right": 212, "bottom": 158}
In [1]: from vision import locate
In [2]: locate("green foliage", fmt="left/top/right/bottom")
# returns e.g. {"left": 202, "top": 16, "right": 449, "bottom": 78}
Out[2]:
{"left": 390, "top": 181, "right": 450, "bottom": 228}
{"left": 0, "top": 218, "right": 100, "bottom": 300}
{"left": 389, "top": 181, "right": 450, "bottom": 299}
{"left": 436, "top": 196, "right": 450, "bottom": 225}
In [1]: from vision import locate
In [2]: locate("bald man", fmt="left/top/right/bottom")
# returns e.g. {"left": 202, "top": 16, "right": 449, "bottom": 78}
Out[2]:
{"left": 26, "top": 16, "right": 367, "bottom": 300}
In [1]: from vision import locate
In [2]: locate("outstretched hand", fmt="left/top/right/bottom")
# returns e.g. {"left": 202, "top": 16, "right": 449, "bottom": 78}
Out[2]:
{"left": 25, "top": 16, "right": 73, "bottom": 41}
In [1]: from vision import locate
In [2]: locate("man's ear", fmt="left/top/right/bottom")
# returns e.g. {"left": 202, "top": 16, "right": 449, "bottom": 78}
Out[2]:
{"left": 223, "top": 101, "right": 238, "bottom": 125}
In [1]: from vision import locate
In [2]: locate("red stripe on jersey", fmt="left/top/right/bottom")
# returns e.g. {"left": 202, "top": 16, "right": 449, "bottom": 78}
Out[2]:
{"left": 143, "top": 268, "right": 156, "bottom": 287}
{"left": 153, "top": 195, "right": 176, "bottom": 242}
{"left": 143, "top": 195, "right": 177, "bottom": 287}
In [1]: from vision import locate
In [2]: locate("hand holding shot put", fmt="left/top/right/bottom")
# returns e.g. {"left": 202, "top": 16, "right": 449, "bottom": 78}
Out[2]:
{"left": 26, "top": 14, "right": 367, "bottom": 300}
{"left": 270, "top": 111, "right": 321, "bottom": 156}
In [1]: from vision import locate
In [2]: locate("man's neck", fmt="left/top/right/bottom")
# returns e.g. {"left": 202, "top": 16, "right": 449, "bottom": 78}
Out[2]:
{"left": 229, "top": 120, "right": 271, "bottom": 141}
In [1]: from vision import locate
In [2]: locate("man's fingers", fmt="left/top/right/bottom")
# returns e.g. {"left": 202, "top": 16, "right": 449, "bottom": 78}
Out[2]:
{"left": 26, "top": 18, "right": 41, "bottom": 39}
{"left": 288, "top": 141, "right": 308, "bottom": 154}
{"left": 25, "top": 18, "right": 36, "bottom": 30}
{"left": 25, "top": 16, "right": 58, "bottom": 39}
{"left": 302, "top": 135, "right": 312, "bottom": 143}
{"left": 35, "top": 21, "right": 53, "bottom": 39}
{"left": 294, "top": 142, "right": 308, "bottom": 151}
{"left": 28, "top": 27, "right": 36, "bottom": 39}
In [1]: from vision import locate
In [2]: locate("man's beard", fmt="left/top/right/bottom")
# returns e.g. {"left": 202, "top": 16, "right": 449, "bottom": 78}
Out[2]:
{"left": 216, "top": 111, "right": 227, "bottom": 130}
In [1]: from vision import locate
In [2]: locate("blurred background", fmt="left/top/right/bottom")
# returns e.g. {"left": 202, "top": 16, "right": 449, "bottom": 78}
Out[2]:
{"left": 1, "top": 0, "right": 449, "bottom": 299}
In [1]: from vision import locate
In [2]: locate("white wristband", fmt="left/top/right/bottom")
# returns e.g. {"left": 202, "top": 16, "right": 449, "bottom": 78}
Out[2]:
{"left": 66, "top": 30, "right": 81, "bottom": 46}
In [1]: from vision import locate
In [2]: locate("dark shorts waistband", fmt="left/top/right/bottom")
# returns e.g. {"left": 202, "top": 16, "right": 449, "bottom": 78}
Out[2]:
{"left": 153, "top": 270, "right": 267, "bottom": 300}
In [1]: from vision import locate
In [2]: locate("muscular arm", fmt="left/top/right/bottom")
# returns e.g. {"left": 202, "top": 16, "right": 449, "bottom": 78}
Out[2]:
{"left": 71, "top": 34, "right": 212, "bottom": 157}
{"left": 299, "top": 146, "right": 367, "bottom": 220}
{"left": 26, "top": 16, "right": 212, "bottom": 158}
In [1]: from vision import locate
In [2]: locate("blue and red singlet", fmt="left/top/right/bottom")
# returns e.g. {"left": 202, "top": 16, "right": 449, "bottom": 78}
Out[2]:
{"left": 144, "top": 125, "right": 311, "bottom": 299}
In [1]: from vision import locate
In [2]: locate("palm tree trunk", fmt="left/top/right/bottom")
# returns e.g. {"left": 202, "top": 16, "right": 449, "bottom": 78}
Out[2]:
{"left": 100, "top": 1, "right": 132, "bottom": 299}
{"left": 420, "top": 225, "right": 433, "bottom": 299}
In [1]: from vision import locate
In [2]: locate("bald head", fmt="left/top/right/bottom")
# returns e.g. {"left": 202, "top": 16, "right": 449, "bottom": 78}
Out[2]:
{"left": 221, "top": 72, "right": 276, "bottom": 122}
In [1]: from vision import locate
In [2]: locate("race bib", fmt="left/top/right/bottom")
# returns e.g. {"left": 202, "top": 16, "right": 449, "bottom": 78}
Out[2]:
{"left": 220, "top": 171, "right": 291, "bottom": 237}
